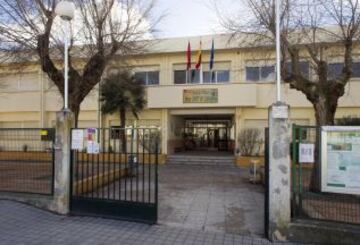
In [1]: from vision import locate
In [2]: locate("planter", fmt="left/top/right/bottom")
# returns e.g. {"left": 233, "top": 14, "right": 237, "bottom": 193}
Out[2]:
{"left": 235, "top": 155, "right": 264, "bottom": 167}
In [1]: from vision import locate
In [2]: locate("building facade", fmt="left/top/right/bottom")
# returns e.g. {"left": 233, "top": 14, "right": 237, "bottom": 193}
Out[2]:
{"left": 1, "top": 34, "right": 360, "bottom": 160}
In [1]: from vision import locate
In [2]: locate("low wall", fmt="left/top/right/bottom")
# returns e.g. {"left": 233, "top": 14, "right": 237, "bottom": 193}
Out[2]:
{"left": 0, "top": 151, "right": 166, "bottom": 164}
{"left": 75, "top": 153, "right": 166, "bottom": 164}
{"left": 288, "top": 219, "right": 360, "bottom": 245}
{"left": 73, "top": 168, "right": 128, "bottom": 195}
{"left": 0, "top": 151, "right": 52, "bottom": 161}
{"left": 235, "top": 156, "right": 264, "bottom": 167}
{"left": 1, "top": 167, "right": 131, "bottom": 212}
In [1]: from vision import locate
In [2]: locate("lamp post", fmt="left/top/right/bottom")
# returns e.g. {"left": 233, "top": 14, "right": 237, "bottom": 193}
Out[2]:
{"left": 55, "top": 1, "right": 75, "bottom": 110}
{"left": 275, "top": 0, "right": 281, "bottom": 102}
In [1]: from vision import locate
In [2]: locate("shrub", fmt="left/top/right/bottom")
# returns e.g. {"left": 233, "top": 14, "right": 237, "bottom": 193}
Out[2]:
{"left": 238, "top": 128, "right": 262, "bottom": 156}
{"left": 336, "top": 116, "right": 360, "bottom": 126}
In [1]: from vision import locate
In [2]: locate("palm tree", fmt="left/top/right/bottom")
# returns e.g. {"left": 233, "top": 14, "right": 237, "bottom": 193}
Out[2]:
{"left": 100, "top": 70, "right": 146, "bottom": 152}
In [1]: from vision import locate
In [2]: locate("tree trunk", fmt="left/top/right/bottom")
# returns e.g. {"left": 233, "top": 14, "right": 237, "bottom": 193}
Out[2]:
{"left": 70, "top": 103, "right": 81, "bottom": 128}
{"left": 313, "top": 95, "right": 337, "bottom": 126}
{"left": 310, "top": 95, "right": 338, "bottom": 192}
{"left": 119, "top": 108, "right": 127, "bottom": 153}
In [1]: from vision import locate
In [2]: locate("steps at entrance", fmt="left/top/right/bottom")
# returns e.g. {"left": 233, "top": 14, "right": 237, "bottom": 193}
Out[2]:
{"left": 166, "top": 154, "right": 235, "bottom": 166}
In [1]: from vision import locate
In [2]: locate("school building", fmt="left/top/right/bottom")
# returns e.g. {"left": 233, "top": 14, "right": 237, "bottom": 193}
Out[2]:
{"left": 1, "top": 34, "right": 360, "bottom": 163}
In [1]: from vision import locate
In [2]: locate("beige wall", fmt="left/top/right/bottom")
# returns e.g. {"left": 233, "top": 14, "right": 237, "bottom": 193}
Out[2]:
{"left": 1, "top": 42, "right": 360, "bottom": 155}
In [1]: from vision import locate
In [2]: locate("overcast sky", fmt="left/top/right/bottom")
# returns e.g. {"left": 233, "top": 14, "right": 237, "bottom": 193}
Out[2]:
{"left": 153, "top": 0, "right": 239, "bottom": 38}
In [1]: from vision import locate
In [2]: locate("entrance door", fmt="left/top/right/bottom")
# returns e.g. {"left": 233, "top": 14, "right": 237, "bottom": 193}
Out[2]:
{"left": 70, "top": 128, "right": 159, "bottom": 224}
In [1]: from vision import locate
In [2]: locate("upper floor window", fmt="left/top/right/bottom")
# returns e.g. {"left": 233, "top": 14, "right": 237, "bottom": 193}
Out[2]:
{"left": 174, "top": 69, "right": 230, "bottom": 84}
{"left": 246, "top": 61, "right": 310, "bottom": 82}
{"left": 173, "top": 61, "right": 231, "bottom": 85}
{"left": 203, "top": 70, "right": 230, "bottom": 83}
{"left": 246, "top": 65, "right": 275, "bottom": 82}
{"left": 285, "top": 61, "right": 310, "bottom": 79}
{"left": 134, "top": 71, "right": 160, "bottom": 85}
{"left": 328, "top": 62, "right": 360, "bottom": 79}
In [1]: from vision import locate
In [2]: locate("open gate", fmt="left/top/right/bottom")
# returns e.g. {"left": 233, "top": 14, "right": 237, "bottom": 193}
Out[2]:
{"left": 70, "top": 127, "right": 159, "bottom": 224}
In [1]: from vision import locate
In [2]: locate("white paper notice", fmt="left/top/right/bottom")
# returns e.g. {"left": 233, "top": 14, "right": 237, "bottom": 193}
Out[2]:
{"left": 272, "top": 106, "right": 288, "bottom": 119}
{"left": 87, "top": 141, "right": 100, "bottom": 154}
{"left": 299, "top": 143, "right": 315, "bottom": 163}
{"left": 71, "top": 129, "right": 84, "bottom": 150}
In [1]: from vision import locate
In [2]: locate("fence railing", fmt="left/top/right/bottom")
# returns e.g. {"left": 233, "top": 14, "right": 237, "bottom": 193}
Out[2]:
{"left": 0, "top": 128, "right": 55, "bottom": 195}
{"left": 70, "top": 127, "right": 159, "bottom": 222}
{"left": 291, "top": 125, "right": 360, "bottom": 225}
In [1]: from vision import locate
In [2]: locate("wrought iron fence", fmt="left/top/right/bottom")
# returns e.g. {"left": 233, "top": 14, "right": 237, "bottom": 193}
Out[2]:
{"left": 0, "top": 128, "right": 55, "bottom": 195}
{"left": 291, "top": 125, "right": 360, "bottom": 225}
{"left": 70, "top": 127, "right": 159, "bottom": 223}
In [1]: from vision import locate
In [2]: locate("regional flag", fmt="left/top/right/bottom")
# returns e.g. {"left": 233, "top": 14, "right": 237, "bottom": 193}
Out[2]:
{"left": 195, "top": 41, "right": 202, "bottom": 70}
{"left": 209, "top": 39, "right": 215, "bottom": 70}
{"left": 187, "top": 41, "right": 191, "bottom": 70}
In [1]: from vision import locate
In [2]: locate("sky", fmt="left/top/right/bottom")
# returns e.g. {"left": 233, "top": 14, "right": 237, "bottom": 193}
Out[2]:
{"left": 153, "top": 0, "right": 240, "bottom": 38}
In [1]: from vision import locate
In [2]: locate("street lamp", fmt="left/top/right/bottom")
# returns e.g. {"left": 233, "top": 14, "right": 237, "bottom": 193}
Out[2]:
{"left": 275, "top": 0, "right": 281, "bottom": 102}
{"left": 55, "top": 1, "right": 75, "bottom": 110}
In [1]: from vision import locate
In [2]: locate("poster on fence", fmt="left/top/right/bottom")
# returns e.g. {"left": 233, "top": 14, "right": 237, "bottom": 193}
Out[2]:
{"left": 321, "top": 126, "right": 360, "bottom": 195}
{"left": 87, "top": 141, "right": 100, "bottom": 154}
{"left": 86, "top": 128, "right": 98, "bottom": 142}
{"left": 71, "top": 129, "right": 84, "bottom": 150}
{"left": 299, "top": 143, "right": 315, "bottom": 163}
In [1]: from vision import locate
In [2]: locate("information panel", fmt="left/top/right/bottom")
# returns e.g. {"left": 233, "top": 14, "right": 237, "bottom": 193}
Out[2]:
{"left": 321, "top": 126, "right": 360, "bottom": 195}
{"left": 183, "top": 89, "right": 218, "bottom": 103}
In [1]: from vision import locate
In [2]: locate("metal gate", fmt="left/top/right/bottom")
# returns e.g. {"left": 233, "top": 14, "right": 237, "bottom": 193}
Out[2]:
{"left": 264, "top": 127, "right": 269, "bottom": 239}
{"left": 70, "top": 127, "right": 159, "bottom": 224}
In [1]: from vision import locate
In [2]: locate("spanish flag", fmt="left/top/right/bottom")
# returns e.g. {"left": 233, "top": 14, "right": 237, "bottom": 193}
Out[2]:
{"left": 195, "top": 41, "right": 202, "bottom": 70}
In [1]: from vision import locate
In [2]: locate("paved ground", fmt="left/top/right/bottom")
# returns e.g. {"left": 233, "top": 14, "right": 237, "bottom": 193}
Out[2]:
{"left": 0, "top": 200, "right": 303, "bottom": 245}
{"left": 158, "top": 164, "right": 264, "bottom": 236}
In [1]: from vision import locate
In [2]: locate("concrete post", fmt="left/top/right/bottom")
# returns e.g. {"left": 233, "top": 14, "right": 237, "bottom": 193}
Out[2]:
{"left": 51, "top": 109, "right": 74, "bottom": 214}
{"left": 268, "top": 102, "right": 291, "bottom": 241}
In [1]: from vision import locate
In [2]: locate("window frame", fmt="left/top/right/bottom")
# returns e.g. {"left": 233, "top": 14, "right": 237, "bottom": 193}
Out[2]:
{"left": 245, "top": 65, "right": 275, "bottom": 82}
{"left": 173, "top": 69, "right": 230, "bottom": 84}
{"left": 134, "top": 70, "right": 160, "bottom": 86}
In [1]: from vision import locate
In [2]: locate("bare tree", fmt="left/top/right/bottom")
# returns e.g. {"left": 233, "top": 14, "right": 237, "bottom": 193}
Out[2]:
{"left": 238, "top": 128, "right": 262, "bottom": 156}
{"left": 0, "top": 0, "right": 160, "bottom": 126}
{"left": 217, "top": 0, "right": 360, "bottom": 125}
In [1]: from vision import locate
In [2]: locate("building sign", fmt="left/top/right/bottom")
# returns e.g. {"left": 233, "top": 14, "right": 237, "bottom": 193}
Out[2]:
{"left": 321, "top": 126, "right": 360, "bottom": 195}
{"left": 183, "top": 89, "right": 218, "bottom": 103}
{"left": 272, "top": 105, "right": 289, "bottom": 119}
{"left": 299, "top": 143, "right": 315, "bottom": 163}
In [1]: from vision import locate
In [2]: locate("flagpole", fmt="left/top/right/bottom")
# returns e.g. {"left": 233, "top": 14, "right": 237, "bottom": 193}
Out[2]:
{"left": 275, "top": 0, "right": 281, "bottom": 102}
{"left": 200, "top": 39, "right": 203, "bottom": 84}
{"left": 187, "top": 40, "right": 189, "bottom": 84}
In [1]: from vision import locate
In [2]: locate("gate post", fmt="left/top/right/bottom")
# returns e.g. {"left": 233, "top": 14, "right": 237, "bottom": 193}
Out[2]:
{"left": 51, "top": 109, "right": 74, "bottom": 214}
{"left": 267, "top": 102, "right": 291, "bottom": 241}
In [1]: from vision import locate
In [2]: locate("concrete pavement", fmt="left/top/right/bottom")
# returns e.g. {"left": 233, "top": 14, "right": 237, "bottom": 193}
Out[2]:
{"left": 0, "top": 200, "right": 303, "bottom": 245}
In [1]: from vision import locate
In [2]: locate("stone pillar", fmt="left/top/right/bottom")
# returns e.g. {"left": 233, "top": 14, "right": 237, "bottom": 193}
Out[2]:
{"left": 51, "top": 109, "right": 74, "bottom": 214}
{"left": 268, "top": 102, "right": 291, "bottom": 241}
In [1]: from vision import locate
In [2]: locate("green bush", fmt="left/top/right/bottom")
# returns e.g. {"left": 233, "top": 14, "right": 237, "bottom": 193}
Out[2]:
{"left": 336, "top": 116, "right": 360, "bottom": 126}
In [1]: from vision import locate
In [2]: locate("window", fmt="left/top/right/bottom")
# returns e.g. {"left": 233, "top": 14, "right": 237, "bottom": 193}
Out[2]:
{"left": 134, "top": 71, "right": 159, "bottom": 85}
{"left": 328, "top": 62, "right": 360, "bottom": 79}
{"left": 174, "top": 70, "right": 186, "bottom": 84}
{"left": 261, "top": 66, "right": 275, "bottom": 80}
{"left": 203, "top": 70, "right": 230, "bottom": 83}
{"left": 352, "top": 62, "right": 360, "bottom": 77}
{"left": 285, "top": 61, "right": 310, "bottom": 79}
{"left": 246, "top": 67, "right": 260, "bottom": 81}
{"left": 246, "top": 65, "right": 275, "bottom": 82}
{"left": 174, "top": 69, "right": 229, "bottom": 84}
